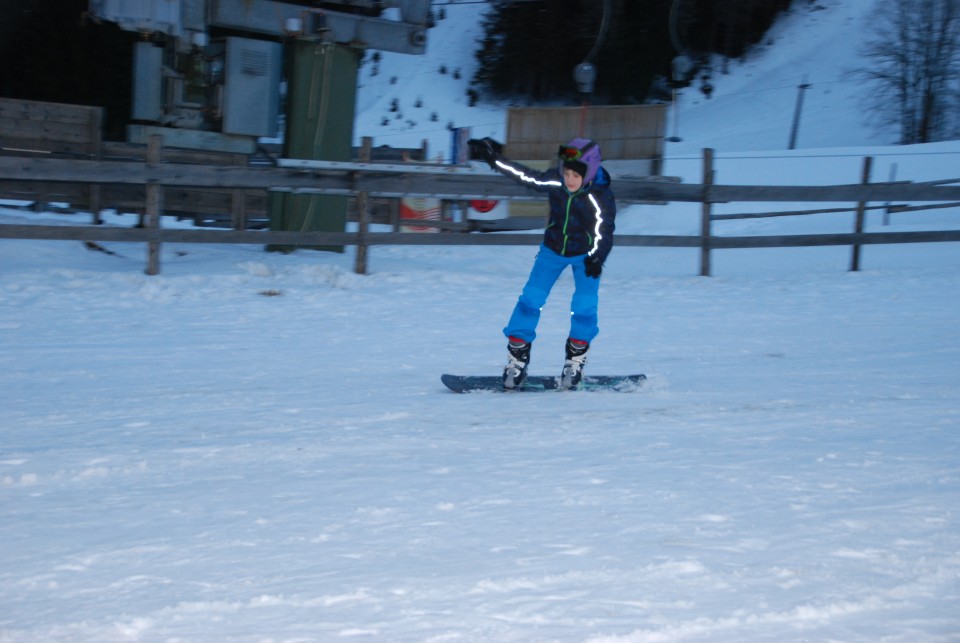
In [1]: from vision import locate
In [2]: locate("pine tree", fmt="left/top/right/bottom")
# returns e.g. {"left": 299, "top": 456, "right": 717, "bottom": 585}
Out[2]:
{"left": 473, "top": 0, "right": 603, "bottom": 101}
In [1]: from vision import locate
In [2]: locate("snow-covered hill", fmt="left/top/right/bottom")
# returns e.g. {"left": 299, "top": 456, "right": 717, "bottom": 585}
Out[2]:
{"left": 355, "top": 0, "right": 503, "bottom": 158}
{"left": 355, "top": 0, "right": 890, "bottom": 159}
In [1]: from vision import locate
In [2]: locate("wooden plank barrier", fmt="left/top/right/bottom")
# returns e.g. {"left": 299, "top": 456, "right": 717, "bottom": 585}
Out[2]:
{"left": 0, "top": 98, "right": 270, "bottom": 228}
{"left": 0, "top": 98, "right": 103, "bottom": 157}
{"left": 0, "top": 97, "right": 103, "bottom": 220}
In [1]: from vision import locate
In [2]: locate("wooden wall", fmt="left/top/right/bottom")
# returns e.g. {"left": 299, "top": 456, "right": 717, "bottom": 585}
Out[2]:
{"left": 505, "top": 104, "right": 666, "bottom": 174}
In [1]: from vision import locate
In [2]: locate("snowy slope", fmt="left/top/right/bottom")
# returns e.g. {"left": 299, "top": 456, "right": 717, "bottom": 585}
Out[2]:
{"left": 355, "top": 1, "right": 506, "bottom": 159}
{"left": 354, "top": 0, "right": 890, "bottom": 159}
{"left": 668, "top": 0, "right": 886, "bottom": 154}
{"left": 2, "top": 0, "right": 960, "bottom": 641}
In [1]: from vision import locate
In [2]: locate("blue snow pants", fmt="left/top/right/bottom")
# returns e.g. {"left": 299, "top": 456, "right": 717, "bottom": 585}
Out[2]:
{"left": 503, "top": 245, "right": 600, "bottom": 344}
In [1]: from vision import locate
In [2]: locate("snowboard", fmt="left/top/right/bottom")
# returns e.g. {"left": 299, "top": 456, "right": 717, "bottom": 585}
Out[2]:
{"left": 442, "top": 373, "right": 646, "bottom": 393}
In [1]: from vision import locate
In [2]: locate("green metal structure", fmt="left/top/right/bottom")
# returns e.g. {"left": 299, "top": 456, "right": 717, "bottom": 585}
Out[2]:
{"left": 270, "top": 41, "right": 360, "bottom": 253}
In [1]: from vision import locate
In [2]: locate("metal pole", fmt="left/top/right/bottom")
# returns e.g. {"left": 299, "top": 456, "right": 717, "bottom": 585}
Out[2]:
{"left": 668, "top": 88, "right": 682, "bottom": 142}
{"left": 788, "top": 76, "right": 810, "bottom": 150}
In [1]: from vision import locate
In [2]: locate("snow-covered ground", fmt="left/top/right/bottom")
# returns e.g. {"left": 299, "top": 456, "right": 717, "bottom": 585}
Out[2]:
{"left": 2, "top": 0, "right": 960, "bottom": 641}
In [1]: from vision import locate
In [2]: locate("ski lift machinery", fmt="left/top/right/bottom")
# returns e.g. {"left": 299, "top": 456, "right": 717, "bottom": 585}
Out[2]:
{"left": 88, "top": 0, "right": 432, "bottom": 247}
{"left": 87, "top": 0, "right": 432, "bottom": 152}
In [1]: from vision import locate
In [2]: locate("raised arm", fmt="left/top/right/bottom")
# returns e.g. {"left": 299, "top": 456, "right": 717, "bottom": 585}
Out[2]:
{"left": 468, "top": 138, "right": 561, "bottom": 193}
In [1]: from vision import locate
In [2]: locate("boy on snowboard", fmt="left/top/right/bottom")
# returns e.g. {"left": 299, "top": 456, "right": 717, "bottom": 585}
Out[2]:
{"left": 468, "top": 136, "right": 617, "bottom": 390}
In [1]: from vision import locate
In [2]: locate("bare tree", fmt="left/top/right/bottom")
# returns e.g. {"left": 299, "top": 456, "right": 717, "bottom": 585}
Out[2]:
{"left": 855, "top": 0, "right": 960, "bottom": 144}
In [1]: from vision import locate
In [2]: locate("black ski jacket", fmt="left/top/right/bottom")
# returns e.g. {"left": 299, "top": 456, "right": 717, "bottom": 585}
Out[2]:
{"left": 492, "top": 158, "right": 617, "bottom": 263}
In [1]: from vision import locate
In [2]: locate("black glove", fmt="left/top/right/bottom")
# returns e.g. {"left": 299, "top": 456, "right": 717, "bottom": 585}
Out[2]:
{"left": 467, "top": 137, "right": 503, "bottom": 170}
{"left": 584, "top": 254, "right": 603, "bottom": 278}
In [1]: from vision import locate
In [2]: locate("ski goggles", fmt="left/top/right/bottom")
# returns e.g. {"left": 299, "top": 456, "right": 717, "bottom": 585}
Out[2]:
{"left": 557, "top": 141, "right": 597, "bottom": 161}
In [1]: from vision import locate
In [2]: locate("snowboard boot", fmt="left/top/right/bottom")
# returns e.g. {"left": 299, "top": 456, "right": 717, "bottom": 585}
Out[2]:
{"left": 561, "top": 338, "right": 590, "bottom": 390}
{"left": 503, "top": 337, "right": 531, "bottom": 390}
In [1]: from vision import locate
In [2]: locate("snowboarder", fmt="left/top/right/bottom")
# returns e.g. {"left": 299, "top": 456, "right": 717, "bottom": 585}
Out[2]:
{"left": 468, "top": 136, "right": 617, "bottom": 390}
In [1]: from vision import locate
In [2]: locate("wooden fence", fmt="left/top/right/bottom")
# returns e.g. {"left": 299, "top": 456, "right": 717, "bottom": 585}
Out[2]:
{"left": 0, "top": 97, "right": 105, "bottom": 218}
{"left": 1, "top": 143, "right": 959, "bottom": 276}
{"left": 506, "top": 104, "right": 667, "bottom": 175}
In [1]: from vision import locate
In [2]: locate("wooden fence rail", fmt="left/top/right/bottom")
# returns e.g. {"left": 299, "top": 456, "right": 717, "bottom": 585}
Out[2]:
{"left": 1, "top": 148, "right": 959, "bottom": 276}
{"left": 6, "top": 155, "right": 960, "bottom": 203}
{"left": 3, "top": 224, "right": 958, "bottom": 248}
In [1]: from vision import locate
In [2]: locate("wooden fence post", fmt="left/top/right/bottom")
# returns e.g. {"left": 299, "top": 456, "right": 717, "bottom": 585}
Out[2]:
{"left": 88, "top": 106, "right": 103, "bottom": 225}
{"left": 850, "top": 155, "right": 873, "bottom": 272}
{"left": 699, "top": 148, "right": 714, "bottom": 277}
{"left": 231, "top": 190, "right": 247, "bottom": 231}
{"left": 354, "top": 136, "right": 373, "bottom": 275}
{"left": 145, "top": 135, "right": 162, "bottom": 275}
{"left": 230, "top": 153, "right": 247, "bottom": 231}
{"left": 883, "top": 162, "right": 897, "bottom": 226}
